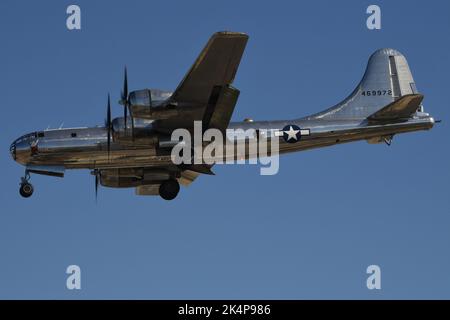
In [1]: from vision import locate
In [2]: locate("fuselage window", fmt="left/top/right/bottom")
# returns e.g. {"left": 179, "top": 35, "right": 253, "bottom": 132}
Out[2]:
{"left": 71, "top": 132, "right": 77, "bottom": 138}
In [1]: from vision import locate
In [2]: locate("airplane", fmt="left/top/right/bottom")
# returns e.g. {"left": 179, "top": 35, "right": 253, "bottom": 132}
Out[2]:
{"left": 9, "top": 31, "right": 435, "bottom": 200}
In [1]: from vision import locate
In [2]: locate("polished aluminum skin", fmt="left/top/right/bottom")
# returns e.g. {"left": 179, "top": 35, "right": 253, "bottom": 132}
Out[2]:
{"left": 9, "top": 32, "right": 435, "bottom": 199}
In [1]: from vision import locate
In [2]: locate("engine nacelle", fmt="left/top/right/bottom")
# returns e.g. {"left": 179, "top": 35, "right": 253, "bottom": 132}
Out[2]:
{"left": 112, "top": 117, "right": 159, "bottom": 144}
{"left": 129, "top": 89, "right": 177, "bottom": 119}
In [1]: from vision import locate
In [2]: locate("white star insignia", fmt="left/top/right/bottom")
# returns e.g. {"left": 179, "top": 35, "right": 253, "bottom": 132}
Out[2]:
{"left": 283, "top": 126, "right": 300, "bottom": 141}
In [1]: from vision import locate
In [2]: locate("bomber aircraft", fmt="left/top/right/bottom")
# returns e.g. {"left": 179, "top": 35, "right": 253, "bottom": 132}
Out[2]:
{"left": 9, "top": 31, "right": 435, "bottom": 200}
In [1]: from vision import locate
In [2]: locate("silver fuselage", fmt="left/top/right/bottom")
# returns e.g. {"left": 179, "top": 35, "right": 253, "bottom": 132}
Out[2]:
{"left": 10, "top": 114, "right": 435, "bottom": 170}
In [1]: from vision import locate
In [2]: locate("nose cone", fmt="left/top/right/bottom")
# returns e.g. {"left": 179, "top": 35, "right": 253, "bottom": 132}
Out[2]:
{"left": 10, "top": 137, "right": 31, "bottom": 165}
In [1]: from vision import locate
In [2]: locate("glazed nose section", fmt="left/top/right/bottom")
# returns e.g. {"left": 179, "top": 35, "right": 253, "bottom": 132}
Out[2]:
{"left": 10, "top": 138, "right": 31, "bottom": 164}
{"left": 9, "top": 141, "right": 16, "bottom": 160}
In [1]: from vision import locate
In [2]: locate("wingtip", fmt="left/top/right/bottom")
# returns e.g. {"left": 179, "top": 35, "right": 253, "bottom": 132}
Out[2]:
{"left": 214, "top": 31, "right": 249, "bottom": 38}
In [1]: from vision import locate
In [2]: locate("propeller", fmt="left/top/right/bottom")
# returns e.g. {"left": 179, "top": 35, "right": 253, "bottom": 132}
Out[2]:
{"left": 106, "top": 93, "right": 112, "bottom": 160}
{"left": 95, "top": 170, "right": 99, "bottom": 200}
{"left": 96, "top": 94, "right": 112, "bottom": 201}
{"left": 121, "top": 67, "right": 128, "bottom": 129}
{"left": 120, "top": 67, "right": 134, "bottom": 139}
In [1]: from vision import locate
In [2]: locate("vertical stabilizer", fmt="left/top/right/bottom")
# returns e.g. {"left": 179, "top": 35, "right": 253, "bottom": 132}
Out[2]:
{"left": 309, "top": 48, "right": 422, "bottom": 120}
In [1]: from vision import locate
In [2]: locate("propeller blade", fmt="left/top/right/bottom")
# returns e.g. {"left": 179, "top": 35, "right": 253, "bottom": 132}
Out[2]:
{"left": 95, "top": 171, "right": 99, "bottom": 201}
{"left": 131, "top": 115, "right": 135, "bottom": 141}
{"left": 123, "top": 104, "right": 127, "bottom": 132}
{"left": 121, "top": 67, "right": 129, "bottom": 134}
{"left": 107, "top": 94, "right": 111, "bottom": 159}
{"left": 121, "top": 67, "right": 128, "bottom": 103}
{"left": 123, "top": 66, "right": 128, "bottom": 100}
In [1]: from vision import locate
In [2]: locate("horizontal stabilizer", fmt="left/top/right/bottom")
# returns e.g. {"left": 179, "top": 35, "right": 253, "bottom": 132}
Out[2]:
{"left": 368, "top": 94, "right": 423, "bottom": 122}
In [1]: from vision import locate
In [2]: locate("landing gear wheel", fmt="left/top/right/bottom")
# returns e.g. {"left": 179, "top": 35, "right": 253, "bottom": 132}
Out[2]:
{"left": 159, "top": 179, "right": 180, "bottom": 200}
{"left": 19, "top": 182, "right": 34, "bottom": 198}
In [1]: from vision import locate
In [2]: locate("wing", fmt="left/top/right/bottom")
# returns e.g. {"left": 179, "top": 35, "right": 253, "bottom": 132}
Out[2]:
{"left": 135, "top": 32, "right": 249, "bottom": 192}
{"left": 170, "top": 31, "right": 248, "bottom": 106}
{"left": 151, "top": 32, "right": 248, "bottom": 133}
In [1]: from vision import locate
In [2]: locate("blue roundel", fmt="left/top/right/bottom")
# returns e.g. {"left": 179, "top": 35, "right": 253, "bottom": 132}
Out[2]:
{"left": 282, "top": 125, "right": 301, "bottom": 143}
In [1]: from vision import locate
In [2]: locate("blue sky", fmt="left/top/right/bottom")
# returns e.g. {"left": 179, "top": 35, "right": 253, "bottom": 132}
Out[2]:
{"left": 0, "top": 0, "right": 449, "bottom": 299}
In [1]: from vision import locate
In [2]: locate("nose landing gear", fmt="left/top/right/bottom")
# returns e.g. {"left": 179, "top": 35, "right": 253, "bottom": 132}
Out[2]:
{"left": 19, "top": 171, "right": 34, "bottom": 198}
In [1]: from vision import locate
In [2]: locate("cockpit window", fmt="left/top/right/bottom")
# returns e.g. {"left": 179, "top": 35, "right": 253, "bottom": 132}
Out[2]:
{"left": 16, "top": 132, "right": 35, "bottom": 143}
{"left": 37, "top": 132, "right": 44, "bottom": 138}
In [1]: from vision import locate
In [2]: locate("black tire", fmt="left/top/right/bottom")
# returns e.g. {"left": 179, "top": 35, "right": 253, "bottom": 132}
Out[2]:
{"left": 159, "top": 179, "right": 180, "bottom": 200}
{"left": 19, "top": 183, "right": 34, "bottom": 198}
